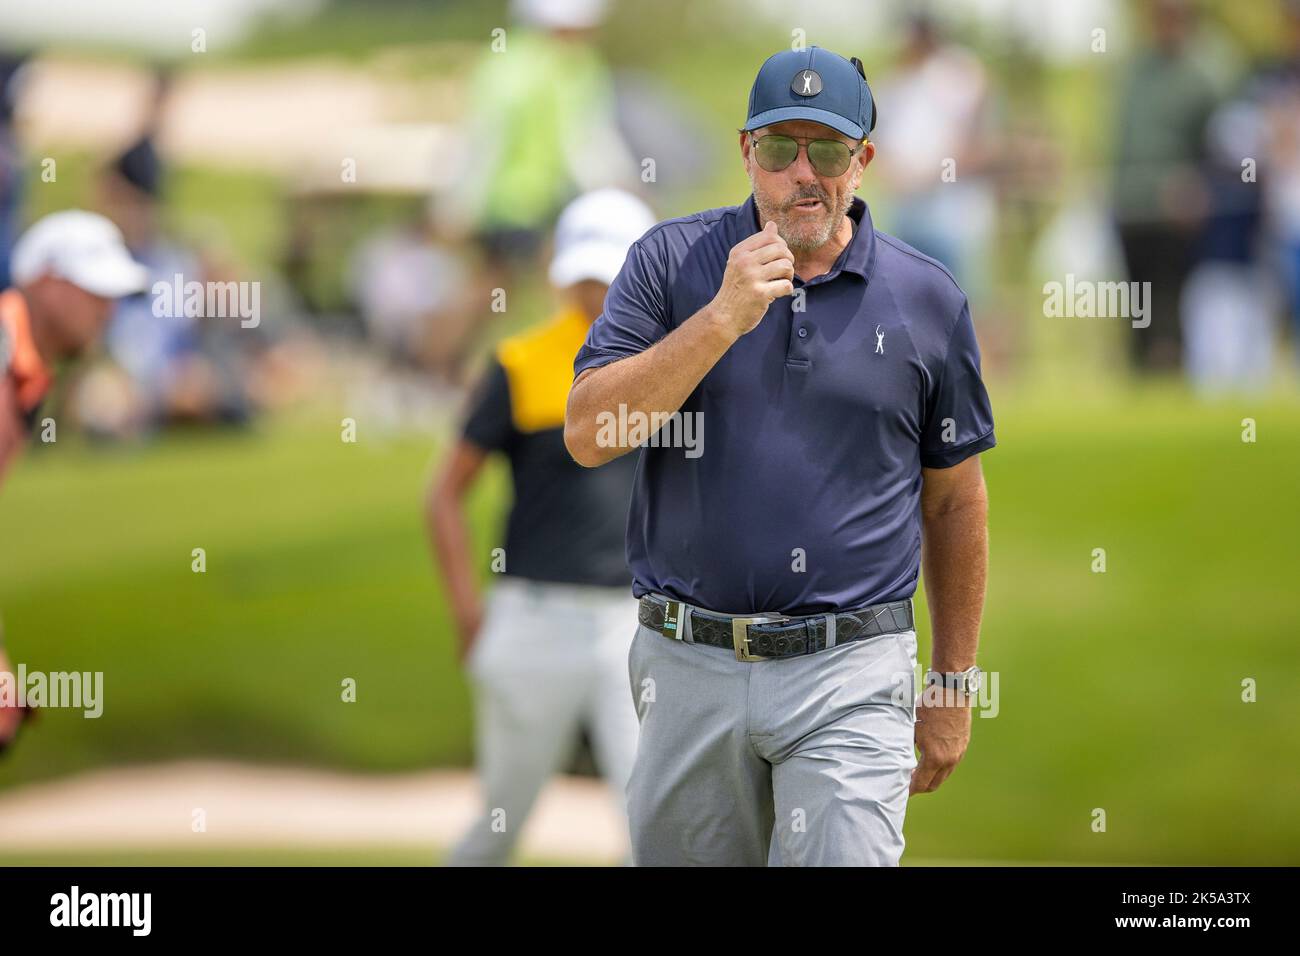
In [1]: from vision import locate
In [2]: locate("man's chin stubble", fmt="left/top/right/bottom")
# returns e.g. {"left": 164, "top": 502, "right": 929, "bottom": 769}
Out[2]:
{"left": 752, "top": 180, "right": 849, "bottom": 252}
{"left": 780, "top": 212, "right": 838, "bottom": 252}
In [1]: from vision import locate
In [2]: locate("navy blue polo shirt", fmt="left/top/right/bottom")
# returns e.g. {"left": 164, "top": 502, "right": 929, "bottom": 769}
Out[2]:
{"left": 572, "top": 193, "right": 995, "bottom": 616}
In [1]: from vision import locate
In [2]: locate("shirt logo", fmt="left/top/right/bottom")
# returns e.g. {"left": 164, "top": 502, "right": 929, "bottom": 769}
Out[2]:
{"left": 875, "top": 325, "right": 885, "bottom": 355}
{"left": 792, "top": 69, "right": 822, "bottom": 96}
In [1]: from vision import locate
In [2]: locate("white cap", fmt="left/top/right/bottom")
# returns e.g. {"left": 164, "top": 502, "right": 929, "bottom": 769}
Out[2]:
{"left": 10, "top": 210, "right": 149, "bottom": 298}
{"left": 549, "top": 189, "right": 657, "bottom": 289}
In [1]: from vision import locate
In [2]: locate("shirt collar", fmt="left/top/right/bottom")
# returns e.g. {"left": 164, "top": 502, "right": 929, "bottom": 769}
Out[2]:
{"left": 737, "top": 193, "right": 877, "bottom": 285}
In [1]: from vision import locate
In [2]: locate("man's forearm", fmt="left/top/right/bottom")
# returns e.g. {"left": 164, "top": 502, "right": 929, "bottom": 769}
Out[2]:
{"left": 426, "top": 493, "right": 480, "bottom": 635}
{"left": 565, "top": 303, "right": 737, "bottom": 467}
{"left": 920, "top": 493, "right": 988, "bottom": 672}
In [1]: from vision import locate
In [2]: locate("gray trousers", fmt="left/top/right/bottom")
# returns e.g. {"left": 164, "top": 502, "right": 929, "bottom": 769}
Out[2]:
{"left": 625, "top": 616, "right": 919, "bottom": 866}
{"left": 448, "top": 579, "right": 640, "bottom": 866}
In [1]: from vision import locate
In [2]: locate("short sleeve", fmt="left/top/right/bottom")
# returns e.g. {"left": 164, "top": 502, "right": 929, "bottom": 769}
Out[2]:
{"left": 920, "top": 299, "right": 996, "bottom": 469}
{"left": 461, "top": 358, "right": 515, "bottom": 453}
{"left": 573, "top": 237, "right": 670, "bottom": 379}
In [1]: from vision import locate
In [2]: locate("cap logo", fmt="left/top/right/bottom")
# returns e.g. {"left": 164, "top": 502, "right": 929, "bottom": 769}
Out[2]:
{"left": 792, "top": 69, "right": 822, "bottom": 96}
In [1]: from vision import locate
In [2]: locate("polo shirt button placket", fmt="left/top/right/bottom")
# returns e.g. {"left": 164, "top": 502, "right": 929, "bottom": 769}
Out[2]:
{"left": 787, "top": 314, "right": 813, "bottom": 367}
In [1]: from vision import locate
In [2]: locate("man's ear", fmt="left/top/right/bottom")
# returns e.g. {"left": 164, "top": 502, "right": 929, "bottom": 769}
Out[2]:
{"left": 849, "top": 141, "right": 873, "bottom": 190}
{"left": 739, "top": 131, "right": 756, "bottom": 174}
{"left": 858, "top": 140, "right": 876, "bottom": 172}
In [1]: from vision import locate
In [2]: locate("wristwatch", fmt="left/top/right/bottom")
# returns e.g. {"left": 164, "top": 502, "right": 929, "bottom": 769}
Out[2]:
{"left": 924, "top": 665, "right": 983, "bottom": 696}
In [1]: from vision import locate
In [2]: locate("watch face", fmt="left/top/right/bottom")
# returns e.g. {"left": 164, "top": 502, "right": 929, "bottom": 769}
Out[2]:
{"left": 965, "top": 668, "right": 981, "bottom": 694}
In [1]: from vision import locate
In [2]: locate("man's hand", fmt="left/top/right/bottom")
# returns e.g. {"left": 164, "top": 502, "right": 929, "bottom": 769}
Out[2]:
{"left": 709, "top": 220, "right": 795, "bottom": 338}
{"left": 0, "top": 703, "right": 33, "bottom": 755}
{"left": 565, "top": 220, "right": 793, "bottom": 468}
{"left": 0, "top": 648, "right": 34, "bottom": 755}
{"left": 453, "top": 601, "right": 484, "bottom": 667}
{"left": 910, "top": 695, "right": 972, "bottom": 794}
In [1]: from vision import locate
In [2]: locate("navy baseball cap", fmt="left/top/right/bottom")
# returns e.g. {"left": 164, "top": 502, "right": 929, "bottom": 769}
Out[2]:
{"left": 742, "top": 46, "right": 876, "bottom": 141}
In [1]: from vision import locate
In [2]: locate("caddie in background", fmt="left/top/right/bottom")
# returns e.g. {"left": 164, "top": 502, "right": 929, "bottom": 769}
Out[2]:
{"left": 0, "top": 210, "right": 149, "bottom": 752}
{"left": 426, "top": 189, "right": 655, "bottom": 866}
{"left": 566, "top": 47, "right": 996, "bottom": 866}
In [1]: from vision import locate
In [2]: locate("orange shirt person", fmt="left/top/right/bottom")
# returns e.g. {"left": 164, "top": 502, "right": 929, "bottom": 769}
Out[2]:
{"left": 0, "top": 211, "right": 148, "bottom": 752}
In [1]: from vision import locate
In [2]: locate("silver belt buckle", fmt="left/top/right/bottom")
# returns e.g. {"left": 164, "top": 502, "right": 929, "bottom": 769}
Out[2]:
{"left": 731, "top": 614, "right": 789, "bottom": 662}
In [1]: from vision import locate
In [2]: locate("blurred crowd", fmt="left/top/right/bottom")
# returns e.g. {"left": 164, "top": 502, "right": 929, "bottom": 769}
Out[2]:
{"left": 1109, "top": 0, "right": 1300, "bottom": 390}
{"left": 871, "top": 0, "right": 1300, "bottom": 394}
{"left": 1, "top": 0, "right": 1299, "bottom": 444}
{"left": 1, "top": 59, "right": 316, "bottom": 441}
{"left": 403, "top": 0, "right": 1300, "bottom": 397}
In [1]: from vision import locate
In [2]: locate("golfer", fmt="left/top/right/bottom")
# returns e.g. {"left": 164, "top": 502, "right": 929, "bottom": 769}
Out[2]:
{"left": 565, "top": 47, "right": 996, "bottom": 866}
{"left": 0, "top": 210, "right": 148, "bottom": 752}
{"left": 428, "top": 189, "right": 655, "bottom": 865}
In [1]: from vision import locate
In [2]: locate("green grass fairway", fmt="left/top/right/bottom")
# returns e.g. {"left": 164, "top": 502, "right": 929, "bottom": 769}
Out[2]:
{"left": 1, "top": 388, "right": 1296, "bottom": 864}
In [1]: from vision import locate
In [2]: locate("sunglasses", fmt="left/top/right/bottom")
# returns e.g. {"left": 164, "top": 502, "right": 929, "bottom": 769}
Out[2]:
{"left": 750, "top": 132, "right": 866, "bottom": 178}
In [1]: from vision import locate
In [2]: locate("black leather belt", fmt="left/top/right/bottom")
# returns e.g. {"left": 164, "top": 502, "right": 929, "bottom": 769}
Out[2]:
{"left": 637, "top": 594, "right": 914, "bottom": 662}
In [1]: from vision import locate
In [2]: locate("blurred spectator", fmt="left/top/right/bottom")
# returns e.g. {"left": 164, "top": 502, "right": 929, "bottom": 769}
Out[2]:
{"left": 442, "top": 0, "right": 637, "bottom": 291}
{"left": 1, "top": 209, "right": 147, "bottom": 751}
{"left": 427, "top": 189, "right": 655, "bottom": 866}
{"left": 348, "top": 210, "right": 475, "bottom": 383}
{"left": 1181, "top": 94, "right": 1275, "bottom": 392}
{"left": 872, "top": 11, "right": 998, "bottom": 299}
{"left": 1111, "top": 0, "right": 1220, "bottom": 373}
{"left": 0, "top": 53, "right": 27, "bottom": 291}
{"left": 93, "top": 70, "right": 254, "bottom": 435}
{"left": 608, "top": 69, "right": 717, "bottom": 202}
{"left": 2, "top": 211, "right": 147, "bottom": 476}
{"left": 1251, "top": 0, "right": 1300, "bottom": 364}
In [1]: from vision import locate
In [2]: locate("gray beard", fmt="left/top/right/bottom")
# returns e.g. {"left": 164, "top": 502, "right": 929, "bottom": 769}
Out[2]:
{"left": 751, "top": 179, "right": 854, "bottom": 253}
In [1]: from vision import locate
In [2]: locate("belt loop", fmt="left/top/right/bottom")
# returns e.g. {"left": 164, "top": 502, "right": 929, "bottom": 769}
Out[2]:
{"left": 824, "top": 613, "right": 836, "bottom": 648}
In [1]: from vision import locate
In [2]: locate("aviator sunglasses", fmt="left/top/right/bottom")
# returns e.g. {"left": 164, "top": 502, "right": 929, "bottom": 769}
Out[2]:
{"left": 749, "top": 132, "right": 867, "bottom": 178}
